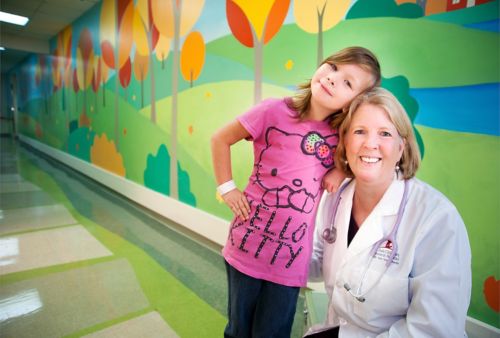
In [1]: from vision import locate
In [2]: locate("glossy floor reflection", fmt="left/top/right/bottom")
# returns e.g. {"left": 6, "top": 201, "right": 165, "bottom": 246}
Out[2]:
{"left": 0, "top": 137, "right": 305, "bottom": 337}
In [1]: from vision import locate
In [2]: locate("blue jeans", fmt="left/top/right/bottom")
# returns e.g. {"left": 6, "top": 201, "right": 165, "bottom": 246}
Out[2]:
{"left": 224, "top": 261, "right": 300, "bottom": 338}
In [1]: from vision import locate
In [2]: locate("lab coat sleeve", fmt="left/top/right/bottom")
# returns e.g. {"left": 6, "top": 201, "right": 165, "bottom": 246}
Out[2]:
{"left": 377, "top": 205, "right": 471, "bottom": 338}
{"left": 308, "top": 192, "right": 329, "bottom": 281}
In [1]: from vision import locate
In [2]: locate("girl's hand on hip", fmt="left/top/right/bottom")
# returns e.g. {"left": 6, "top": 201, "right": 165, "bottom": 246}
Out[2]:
{"left": 222, "top": 189, "right": 251, "bottom": 221}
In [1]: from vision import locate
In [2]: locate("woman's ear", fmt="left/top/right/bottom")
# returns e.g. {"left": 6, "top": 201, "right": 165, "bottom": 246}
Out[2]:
{"left": 399, "top": 137, "right": 406, "bottom": 152}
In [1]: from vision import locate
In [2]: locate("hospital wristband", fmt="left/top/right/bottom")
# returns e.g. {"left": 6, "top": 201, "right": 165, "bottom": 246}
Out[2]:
{"left": 217, "top": 180, "right": 237, "bottom": 196}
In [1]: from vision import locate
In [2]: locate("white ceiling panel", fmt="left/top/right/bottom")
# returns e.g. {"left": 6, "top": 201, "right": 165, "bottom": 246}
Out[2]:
{"left": 0, "top": 0, "right": 100, "bottom": 74}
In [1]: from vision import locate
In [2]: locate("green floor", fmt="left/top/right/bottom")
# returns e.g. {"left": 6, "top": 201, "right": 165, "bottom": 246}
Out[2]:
{"left": 0, "top": 137, "right": 305, "bottom": 337}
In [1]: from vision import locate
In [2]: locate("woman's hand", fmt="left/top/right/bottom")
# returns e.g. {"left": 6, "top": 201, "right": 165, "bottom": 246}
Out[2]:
{"left": 222, "top": 189, "right": 251, "bottom": 221}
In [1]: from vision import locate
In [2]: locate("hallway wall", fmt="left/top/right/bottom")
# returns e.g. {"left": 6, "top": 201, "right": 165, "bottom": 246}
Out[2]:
{"left": 3, "top": 0, "right": 499, "bottom": 330}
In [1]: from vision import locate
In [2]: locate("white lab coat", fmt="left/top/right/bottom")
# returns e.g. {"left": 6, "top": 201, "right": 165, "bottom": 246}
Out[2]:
{"left": 308, "top": 177, "right": 471, "bottom": 337}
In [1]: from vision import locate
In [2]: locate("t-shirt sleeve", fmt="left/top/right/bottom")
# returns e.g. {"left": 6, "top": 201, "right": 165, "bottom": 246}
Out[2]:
{"left": 237, "top": 98, "right": 277, "bottom": 141}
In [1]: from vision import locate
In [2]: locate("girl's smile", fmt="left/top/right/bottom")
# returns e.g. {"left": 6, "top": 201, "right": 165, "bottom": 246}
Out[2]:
{"left": 309, "top": 63, "right": 374, "bottom": 120}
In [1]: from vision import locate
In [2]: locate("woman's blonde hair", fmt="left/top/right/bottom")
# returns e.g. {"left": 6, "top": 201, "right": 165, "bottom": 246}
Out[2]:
{"left": 335, "top": 87, "right": 421, "bottom": 179}
{"left": 287, "top": 46, "right": 381, "bottom": 128}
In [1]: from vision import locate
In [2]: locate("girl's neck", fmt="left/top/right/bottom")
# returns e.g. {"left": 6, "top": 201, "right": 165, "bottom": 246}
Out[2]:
{"left": 306, "top": 103, "right": 333, "bottom": 122}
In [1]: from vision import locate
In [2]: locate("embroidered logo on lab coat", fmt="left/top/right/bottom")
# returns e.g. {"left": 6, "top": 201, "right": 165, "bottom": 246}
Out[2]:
{"left": 374, "top": 240, "right": 400, "bottom": 264}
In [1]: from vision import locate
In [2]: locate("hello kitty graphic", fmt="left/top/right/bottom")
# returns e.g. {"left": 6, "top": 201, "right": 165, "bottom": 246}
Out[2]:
{"left": 254, "top": 127, "right": 337, "bottom": 214}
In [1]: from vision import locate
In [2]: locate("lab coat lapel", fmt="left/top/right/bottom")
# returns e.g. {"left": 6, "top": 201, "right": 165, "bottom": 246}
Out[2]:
{"left": 344, "top": 178, "right": 405, "bottom": 259}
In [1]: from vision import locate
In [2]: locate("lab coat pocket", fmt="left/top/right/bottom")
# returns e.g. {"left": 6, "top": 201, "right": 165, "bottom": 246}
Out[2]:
{"left": 352, "top": 267, "right": 409, "bottom": 325}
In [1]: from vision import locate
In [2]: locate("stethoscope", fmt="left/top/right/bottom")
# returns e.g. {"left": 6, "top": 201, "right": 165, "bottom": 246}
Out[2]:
{"left": 322, "top": 179, "right": 410, "bottom": 302}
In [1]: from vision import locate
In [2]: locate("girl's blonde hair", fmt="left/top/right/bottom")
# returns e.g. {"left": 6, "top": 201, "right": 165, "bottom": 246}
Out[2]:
{"left": 335, "top": 87, "right": 421, "bottom": 179}
{"left": 288, "top": 46, "right": 381, "bottom": 129}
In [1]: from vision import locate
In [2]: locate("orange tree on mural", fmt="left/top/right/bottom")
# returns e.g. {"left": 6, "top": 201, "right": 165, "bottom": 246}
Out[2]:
{"left": 294, "top": 0, "right": 351, "bottom": 66}
{"left": 52, "top": 28, "right": 69, "bottom": 110}
{"left": 180, "top": 31, "right": 205, "bottom": 88}
{"left": 151, "top": 0, "right": 205, "bottom": 200}
{"left": 226, "top": 0, "right": 290, "bottom": 104}
{"left": 52, "top": 27, "right": 72, "bottom": 130}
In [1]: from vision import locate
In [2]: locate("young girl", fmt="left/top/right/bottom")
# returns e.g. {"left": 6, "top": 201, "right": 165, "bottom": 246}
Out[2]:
{"left": 211, "top": 46, "right": 381, "bottom": 338}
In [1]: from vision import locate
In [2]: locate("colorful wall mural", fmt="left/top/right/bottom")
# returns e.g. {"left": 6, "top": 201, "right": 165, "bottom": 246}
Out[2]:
{"left": 5, "top": 0, "right": 499, "bottom": 329}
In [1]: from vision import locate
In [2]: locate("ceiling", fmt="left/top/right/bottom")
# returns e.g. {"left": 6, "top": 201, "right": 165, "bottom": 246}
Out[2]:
{"left": 0, "top": 0, "right": 100, "bottom": 74}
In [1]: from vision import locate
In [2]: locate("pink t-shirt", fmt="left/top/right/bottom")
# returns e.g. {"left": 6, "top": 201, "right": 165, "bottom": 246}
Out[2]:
{"left": 222, "top": 98, "right": 338, "bottom": 287}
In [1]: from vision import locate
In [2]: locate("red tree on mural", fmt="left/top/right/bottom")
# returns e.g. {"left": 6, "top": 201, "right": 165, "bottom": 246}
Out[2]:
{"left": 226, "top": 0, "right": 290, "bottom": 104}
{"left": 133, "top": 0, "right": 161, "bottom": 122}
{"left": 76, "top": 28, "right": 95, "bottom": 119}
{"left": 72, "top": 68, "right": 80, "bottom": 121}
{"left": 180, "top": 31, "right": 205, "bottom": 88}
{"left": 151, "top": 0, "right": 205, "bottom": 199}
{"left": 91, "top": 56, "right": 102, "bottom": 113}
{"left": 117, "top": 1, "right": 134, "bottom": 100}
{"left": 35, "top": 55, "right": 51, "bottom": 116}
{"left": 100, "top": 0, "right": 135, "bottom": 150}
{"left": 294, "top": 0, "right": 351, "bottom": 66}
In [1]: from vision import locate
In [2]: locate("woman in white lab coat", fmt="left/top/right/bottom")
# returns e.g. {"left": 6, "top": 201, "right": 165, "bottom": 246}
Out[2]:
{"left": 307, "top": 87, "right": 471, "bottom": 337}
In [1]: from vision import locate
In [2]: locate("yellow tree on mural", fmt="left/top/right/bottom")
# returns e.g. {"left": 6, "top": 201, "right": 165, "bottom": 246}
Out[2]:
{"left": 155, "top": 33, "right": 171, "bottom": 70}
{"left": 151, "top": 0, "right": 205, "bottom": 199}
{"left": 180, "top": 31, "right": 205, "bottom": 87}
{"left": 294, "top": 0, "right": 351, "bottom": 66}
{"left": 226, "top": 0, "right": 290, "bottom": 105}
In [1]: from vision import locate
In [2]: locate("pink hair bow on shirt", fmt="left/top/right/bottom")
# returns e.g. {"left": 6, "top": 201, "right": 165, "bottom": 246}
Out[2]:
{"left": 301, "top": 132, "right": 335, "bottom": 168}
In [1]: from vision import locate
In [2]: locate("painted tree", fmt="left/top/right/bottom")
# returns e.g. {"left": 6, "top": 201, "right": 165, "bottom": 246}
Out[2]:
{"left": 51, "top": 48, "right": 62, "bottom": 93}
{"left": 94, "top": 56, "right": 109, "bottom": 107}
{"left": 72, "top": 68, "right": 80, "bottom": 124}
{"left": 180, "top": 31, "right": 205, "bottom": 87}
{"left": 119, "top": 57, "right": 132, "bottom": 99}
{"left": 60, "top": 27, "right": 73, "bottom": 143}
{"left": 155, "top": 32, "right": 171, "bottom": 69}
{"left": 151, "top": 0, "right": 205, "bottom": 199}
{"left": 226, "top": 0, "right": 290, "bottom": 104}
{"left": 133, "top": 0, "right": 161, "bottom": 122}
{"left": 100, "top": 0, "right": 133, "bottom": 150}
{"left": 117, "top": 1, "right": 134, "bottom": 100}
{"left": 294, "top": 0, "right": 351, "bottom": 66}
{"left": 91, "top": 56, "right": 102, "bottom": 113}
{"left": 35, "top": 55, "right": 52, "bottom": 116}
{"left": 100, "top": 0, "right": 120, "bottom": 147}
{"left": 76, "top": 28, "right": 95, "bottom": 116}
{"left": 133, "top": 51, "right": 149, "bottom": 108}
